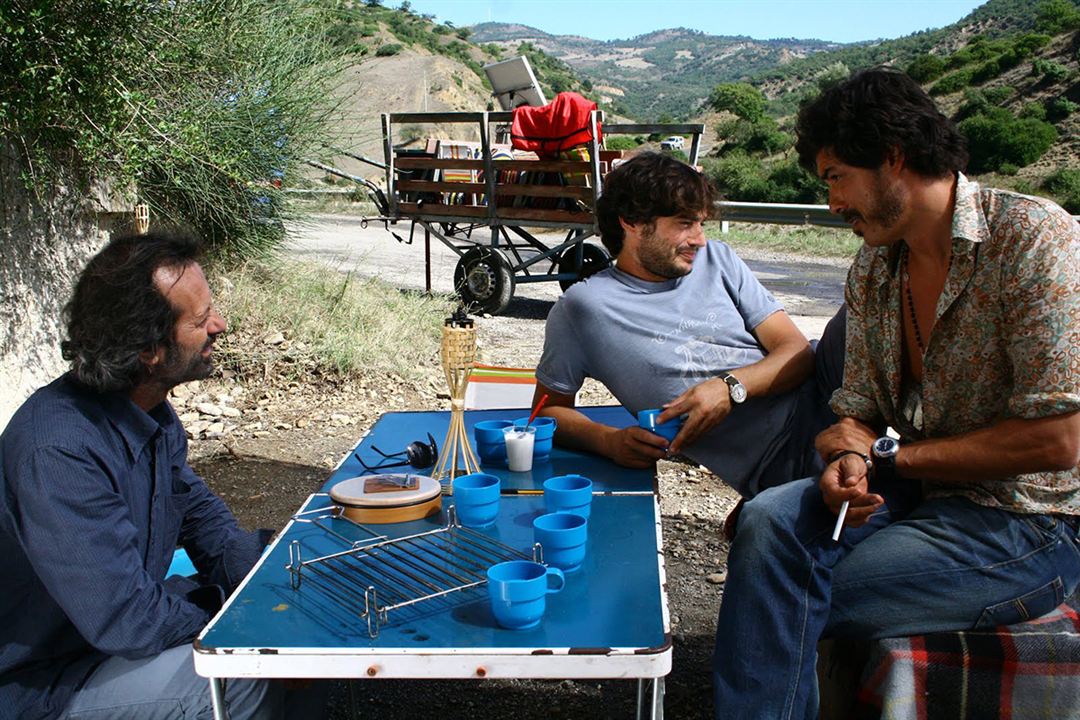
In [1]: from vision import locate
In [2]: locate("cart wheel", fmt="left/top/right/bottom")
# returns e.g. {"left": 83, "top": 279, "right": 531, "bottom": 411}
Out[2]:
{"left": 557, "top": 243, "right": 611, "bottom": 291}
{"left": 454, "top": 247, "right": 515, "bottom": 315}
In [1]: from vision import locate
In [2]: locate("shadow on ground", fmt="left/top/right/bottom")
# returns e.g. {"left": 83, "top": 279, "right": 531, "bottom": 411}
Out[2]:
{"left": 192, "top": 454, "right": 330, "bottom": 531}
{"left": 501, "top": 295, "right": 556, "bottom": 320}
{"left": 326, "top": 631, "right": 714, "bottom": 719}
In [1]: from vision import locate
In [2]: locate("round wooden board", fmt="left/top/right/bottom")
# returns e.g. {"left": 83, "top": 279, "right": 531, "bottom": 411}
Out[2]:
{"left": 329, "top": 474, "right": 442, "bottom": 524}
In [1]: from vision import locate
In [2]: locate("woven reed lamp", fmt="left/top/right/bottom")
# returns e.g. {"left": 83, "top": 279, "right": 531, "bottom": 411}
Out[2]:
{"left": 432, "top": 307, "right": 481, "bottom": 482}
{"left": 134, "top": 203, "right": 150, "bottom": 235}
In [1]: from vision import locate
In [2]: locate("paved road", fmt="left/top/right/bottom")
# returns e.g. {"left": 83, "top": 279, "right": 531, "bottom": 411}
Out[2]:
{"left": 284, "top": 214, "right": 848, "bottom": 337}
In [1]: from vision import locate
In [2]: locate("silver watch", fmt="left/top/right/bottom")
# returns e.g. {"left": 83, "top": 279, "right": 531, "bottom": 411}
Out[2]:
{"left": 720, "top": 372, "right": 747, "bottom": 404}
{"left": 871, "top": 436, "right": 899, "bottom": 481}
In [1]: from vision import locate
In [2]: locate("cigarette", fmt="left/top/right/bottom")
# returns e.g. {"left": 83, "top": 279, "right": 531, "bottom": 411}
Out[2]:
{"left": 831, "top": 500, "right": 849, "bottom": 542}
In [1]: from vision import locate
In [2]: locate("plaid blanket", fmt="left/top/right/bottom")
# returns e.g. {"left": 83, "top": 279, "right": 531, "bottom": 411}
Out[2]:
{"left": 852, "top": 595, "right": 1080, "bottom": 719}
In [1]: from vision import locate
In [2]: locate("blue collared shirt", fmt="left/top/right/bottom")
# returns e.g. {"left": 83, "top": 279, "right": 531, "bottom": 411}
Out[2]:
{"left": 0, "top": 375, "right": 268, "bottom": 720}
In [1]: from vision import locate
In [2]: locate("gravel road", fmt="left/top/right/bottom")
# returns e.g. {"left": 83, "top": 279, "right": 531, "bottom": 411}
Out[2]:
{"left": 190, "top": 214, "right": 848, "bottom": 719}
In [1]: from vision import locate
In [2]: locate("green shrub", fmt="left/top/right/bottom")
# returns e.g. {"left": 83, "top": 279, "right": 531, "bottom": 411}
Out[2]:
{"left": 708, "top": 82, "right": 767, "bottom": 121}
{"left": 1032, "top": 58, "right": 1071, "bottom": 83}
{"left": 1010, "top": 33, "right": 1052, "bottom": 58}
{"left": 376, "top": 42, "right": 402, "bottom": 56}
{"left": 971, "top": 57, "right": 1002, "bottom": 84}
{"left": 664, "top": 148, "right": 689, "bottom": 163}
{"left": 702, "top": 153, "right": 773, "bottom": 202}
{"left": 765, "top": 157, "right": 825, "bottom": 204}
{"left": 1035, "top": 0, "right": 1080, "bottom": 34}
{"left": 1019, "top": 102, "right": 1048, "bottom": 120}
{"left": 1042, "top": 168, "right": 1080, "bottom": 213}
{"left": 702, "top": 153, "right": 822, "bottom": 204}
{"left": 959, "top": 108, "right": 1057, "bottom": 173}
{"left": 815, "top": 62, "right": 851, "bottom": 92}
{"left": 931, "top": 68, "right": 975, "bottom": 95}
{"left": 999, "top": 163, "right": 1019, "bottom": 176}
{"left": 714, "top": 116, "right": 791, "bottom": 157}
{"left": 907, "top": 54, "right": 946, "bottom": 83}
{"left": 1047, "top": 97, "right": 1080, "bottom": 121}
{"left": 0, "top": 0, "right": 344, "bottom": 260}
{"left": 957, "top": 88, "right": 992, "bottom": 120}
{"left": 605, "top": 136, "right": 642, "bottom": 150}
{"left": 983, "top": 86, "right": 1013, "bottom": 105}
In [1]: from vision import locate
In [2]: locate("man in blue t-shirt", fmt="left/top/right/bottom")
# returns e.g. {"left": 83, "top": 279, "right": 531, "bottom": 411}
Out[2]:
{"left": 535, "top": 152, "right": 845, "bottom": 498}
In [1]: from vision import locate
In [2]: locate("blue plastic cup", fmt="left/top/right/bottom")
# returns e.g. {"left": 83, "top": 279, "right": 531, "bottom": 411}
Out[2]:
{"left": 451, "top": 473, "right": 501, "bottom": 528}
{"left": 487, "top": 560, "right": 565, "bottom": 630}
{"left": 542, "top": 474, "right": 593, "bottom": 519}
{"left": 473, "top": 420, "right": 513, "bottom": 464}
{"left": 637, "top": 408, "right": 684, "bottom": 443}
{"left": 534, "top": 512, "right": 588, "bottom": 572}
{"left": 513, "top": 416, "right": 557, "bottom": 461}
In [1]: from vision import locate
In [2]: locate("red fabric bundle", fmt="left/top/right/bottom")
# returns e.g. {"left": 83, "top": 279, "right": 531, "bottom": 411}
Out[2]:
{"left": 510, "top": 92, "right": 602, "bottom": 158}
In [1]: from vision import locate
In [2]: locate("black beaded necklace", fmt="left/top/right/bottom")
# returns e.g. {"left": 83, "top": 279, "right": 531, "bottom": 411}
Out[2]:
{"left": 902, "top": 245, "right": 951, "bottom": 356}
{"left": 902, "top": 248, "right": 926, "bottom": 355}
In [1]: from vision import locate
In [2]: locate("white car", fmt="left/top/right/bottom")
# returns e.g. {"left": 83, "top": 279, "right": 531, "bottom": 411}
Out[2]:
{"left": 660, "top": 136, "right": 685, "bottom": 150}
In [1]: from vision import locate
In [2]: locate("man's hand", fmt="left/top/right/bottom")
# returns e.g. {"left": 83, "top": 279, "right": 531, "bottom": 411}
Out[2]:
{"left": 815, "top": 417, "right": 877, "bottom": 463}
{"left": 603, "top": 426, "right": 671, "bottom": 468}
{"left": 819, "top": 454, "right": 883, "bottom": 528}
{"left": 660, "top": 377, "right": 732, "bottom": 455}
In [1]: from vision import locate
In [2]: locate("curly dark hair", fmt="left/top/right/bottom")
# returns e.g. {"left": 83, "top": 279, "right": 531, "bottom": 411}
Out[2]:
{"left": 795, "top": 68, "right": 968, "bottom": 178}
{"left": 61, "top": 232, "right": 202, "bottom": 393}
{"left": 596, "top": 152, "right": 716, "bottom": 256}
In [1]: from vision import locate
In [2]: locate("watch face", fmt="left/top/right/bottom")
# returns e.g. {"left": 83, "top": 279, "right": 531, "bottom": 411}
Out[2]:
{"left": 873, "top": 436, "right": 899, "bottom": 458}
{"left": 729, "top": 382, "right": 747, "bottom": 403}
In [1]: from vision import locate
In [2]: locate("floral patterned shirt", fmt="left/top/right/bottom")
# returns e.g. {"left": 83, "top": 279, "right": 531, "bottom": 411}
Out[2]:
{"left": 831, "top": 174, "right": 1080, "bottom": 515}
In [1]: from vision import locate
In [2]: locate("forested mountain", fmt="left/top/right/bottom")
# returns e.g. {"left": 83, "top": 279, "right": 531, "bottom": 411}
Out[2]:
{"left": 470, "top": 23, "right": 840, "bottom": 119}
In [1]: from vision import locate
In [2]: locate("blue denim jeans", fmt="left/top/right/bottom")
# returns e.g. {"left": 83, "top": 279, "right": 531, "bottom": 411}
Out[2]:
{"left": 59, "top": 644, "right": 330, "bottom": 719}
{"left": 712, "top": 476, "right": 1080, "bottom": 720}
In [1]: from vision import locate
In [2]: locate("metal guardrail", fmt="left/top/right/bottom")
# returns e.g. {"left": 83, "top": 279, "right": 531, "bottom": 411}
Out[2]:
{"left": 715, "top": 201, "right": 847, "bottom": 228}
{"left": 716, "top": 200, "right": 1080, "bottom": 228}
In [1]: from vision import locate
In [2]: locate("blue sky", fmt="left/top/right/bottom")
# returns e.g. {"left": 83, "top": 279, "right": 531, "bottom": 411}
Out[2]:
{"left": 403, "top": 0, "right": 987, "bottom": 44}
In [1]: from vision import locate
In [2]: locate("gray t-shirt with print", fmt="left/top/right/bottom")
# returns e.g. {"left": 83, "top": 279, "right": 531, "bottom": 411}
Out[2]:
{"left": 536, "top": 239, "right": 803, "bottom": 496}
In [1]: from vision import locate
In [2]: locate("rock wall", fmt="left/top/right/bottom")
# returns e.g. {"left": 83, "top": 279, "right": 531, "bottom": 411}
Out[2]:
{"left": 0, "top": 142, "right": 131, "bottom": 431}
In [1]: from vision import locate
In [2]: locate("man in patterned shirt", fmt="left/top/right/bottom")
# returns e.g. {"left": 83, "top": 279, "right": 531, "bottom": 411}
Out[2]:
{"left": 711, "top": 68, "right": 1080, "bottom": 719}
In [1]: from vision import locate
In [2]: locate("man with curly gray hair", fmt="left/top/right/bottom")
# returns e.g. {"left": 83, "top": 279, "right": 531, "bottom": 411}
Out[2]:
{"left": 0, "top": 233, "right": 326, "bottom": 719}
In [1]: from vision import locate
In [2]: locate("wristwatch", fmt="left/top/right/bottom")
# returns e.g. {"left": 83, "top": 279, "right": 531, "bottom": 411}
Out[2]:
{"left": 720, "top": 372, "right": 747, "bottom": 404}
{"left": 871, "top": 436, "right": 900, "bottom": 482}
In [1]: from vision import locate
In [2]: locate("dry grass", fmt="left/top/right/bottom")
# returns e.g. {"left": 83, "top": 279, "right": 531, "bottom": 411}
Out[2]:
{"left": 210, "top": 259, "right": 454, "bottom": 380}
{"left": 709, "top": 222, "right": 863, "bottom": 258}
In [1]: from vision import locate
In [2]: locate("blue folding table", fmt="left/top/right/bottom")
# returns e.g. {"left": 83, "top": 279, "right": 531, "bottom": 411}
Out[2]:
{"left": 194, "top": 408, "right": 671, "bottom": 718}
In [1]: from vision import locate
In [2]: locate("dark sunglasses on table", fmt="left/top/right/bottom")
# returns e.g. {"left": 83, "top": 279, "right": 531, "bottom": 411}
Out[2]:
{"left": 354, "top": 433, "right": 438, "bottom": 473}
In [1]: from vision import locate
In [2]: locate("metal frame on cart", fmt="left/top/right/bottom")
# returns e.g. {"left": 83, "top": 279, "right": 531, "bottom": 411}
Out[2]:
{"left": 378, "top": 111, "right": 703, "bottom": 314}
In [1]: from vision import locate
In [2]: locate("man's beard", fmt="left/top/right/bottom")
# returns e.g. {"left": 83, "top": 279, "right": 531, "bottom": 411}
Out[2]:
{"left": 637, "top": 224, "right": 696, "bottom": 279}
{"left": 841, "top": 172, "right": 905, "bottom": 239}
{"left": 155, "top": 342, "right": 214, "bottom": 389}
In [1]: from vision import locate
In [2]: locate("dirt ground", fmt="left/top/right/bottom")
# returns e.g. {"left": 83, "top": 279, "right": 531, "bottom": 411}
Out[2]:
{"left": 187, "top": 219, "right": 848, "bottom": 718}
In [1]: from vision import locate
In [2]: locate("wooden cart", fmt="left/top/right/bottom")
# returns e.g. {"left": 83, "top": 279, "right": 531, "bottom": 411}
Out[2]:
{"left": 379, "top": 111, "right": 703, "bottom": 314}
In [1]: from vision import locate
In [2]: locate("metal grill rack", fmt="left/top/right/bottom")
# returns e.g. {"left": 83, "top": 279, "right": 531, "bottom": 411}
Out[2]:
{"left": 287, "top": 505, "right": 536, "bottom": 638}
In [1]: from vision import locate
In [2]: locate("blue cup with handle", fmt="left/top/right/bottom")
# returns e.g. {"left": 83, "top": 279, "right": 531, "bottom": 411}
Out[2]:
{"left": 543, "top": 474, "right": 593, "bottom": 519}
{"left": 473, "top": 420, "right": 513, "bottom": 464}
{"left": 637, "top": 408, "right": 683, "bottom": 443}
{"left": 451, "top": 473, "right": 501, "bottom": 528}
{"left": 487, "top": 560, "right": 565, "bottom": 630}
{"left": 513, "top": 416, "right": 556, "bottom": 461}
{"left": 534, "top": 512, "right": 588, "bottom": 572}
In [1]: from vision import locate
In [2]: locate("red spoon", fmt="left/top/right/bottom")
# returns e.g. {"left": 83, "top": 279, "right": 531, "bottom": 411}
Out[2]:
{"left": 525, "top": 393, "right": 549, "bottom": 427}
